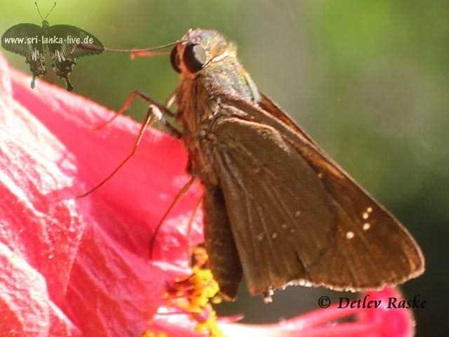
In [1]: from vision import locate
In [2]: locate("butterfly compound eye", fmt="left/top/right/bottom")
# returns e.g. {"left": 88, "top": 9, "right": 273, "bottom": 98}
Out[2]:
{"left": 170, "top": 47, "right": 181, "bottom": 73}
{"left": 183, "top": 43, "right": 206, "bottom": 73}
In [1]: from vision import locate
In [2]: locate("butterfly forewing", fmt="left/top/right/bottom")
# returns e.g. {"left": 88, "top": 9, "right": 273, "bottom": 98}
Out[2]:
{"left": 1, "top": 23, "right": 46, "bottom": 86}
{"left": 212, "top": 95, "right": 424, "bottom": 294}
{"left": 206, "top": 115, "right": 340, "bottom": 296}
{"left": 46, "top": 25, "right": 104, "bottom": 58}
{"left": 2, "top": 23, "right": 42, "bottom": 56}
{"left": 259, "top": 93, "right": 425, "bottom": 286}
{"left": 45, "top": 25, "right": 104, "bottom": 91}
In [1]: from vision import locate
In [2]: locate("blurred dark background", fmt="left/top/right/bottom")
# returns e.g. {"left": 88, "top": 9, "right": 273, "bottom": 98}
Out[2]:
{"left": 1, "top": 0, "right": 447, "bottom": 335}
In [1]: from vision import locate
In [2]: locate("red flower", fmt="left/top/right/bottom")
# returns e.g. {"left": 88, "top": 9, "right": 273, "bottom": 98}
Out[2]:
{"left": 0, "top": 52, "right": 203, "bottom": 336}
{"left": 0, "top": 53, "right": 416, "bottom": 336}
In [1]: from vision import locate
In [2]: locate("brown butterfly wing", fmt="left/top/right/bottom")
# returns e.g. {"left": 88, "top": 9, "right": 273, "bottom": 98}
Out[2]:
{"left": 207, "top": 98, "right": 424, "bottom": 296}
{"left": 203, "top": 184, "right": 243, "bottom": 300}
{"left": 209, "top": 116, "right": 337, "bottom": 296}
{"left": 257, "top": 93, "right": 425, "bottom": 287}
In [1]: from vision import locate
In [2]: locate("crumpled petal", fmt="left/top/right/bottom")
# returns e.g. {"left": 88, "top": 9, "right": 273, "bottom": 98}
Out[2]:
{"left": 0, "top": 52, "right": 202, "bottom": 336}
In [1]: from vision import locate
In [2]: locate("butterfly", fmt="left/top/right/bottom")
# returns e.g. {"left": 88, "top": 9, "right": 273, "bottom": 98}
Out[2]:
{"left": 163, "top": 29, "right": 425, "bottom": 300}
{"left": 1, "top": 2, "right": 104, "bottom": 91}
{"left": 82, "top": 29, "right": 425, "bottom": 301}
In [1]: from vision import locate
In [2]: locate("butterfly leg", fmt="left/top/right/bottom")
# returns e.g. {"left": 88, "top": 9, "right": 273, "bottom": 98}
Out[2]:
{"left": 94, "top": 90, "right": 180, "bottom": 138}
{"left": 149, "top": 176, "right": 197, "bottom": 259}
{"left": 78, "top": 101, "right": 171, "bottom": 197}
{"left": 186, "top": 197, "right": 203, "bottom": 259}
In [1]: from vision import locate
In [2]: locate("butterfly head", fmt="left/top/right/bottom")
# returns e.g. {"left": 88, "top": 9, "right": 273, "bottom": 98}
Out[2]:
{"left": 170, "top": 29, "right": 237, "bottom": 77}
{"left": 35, "top": 1, "right": 56, "bottom": 28}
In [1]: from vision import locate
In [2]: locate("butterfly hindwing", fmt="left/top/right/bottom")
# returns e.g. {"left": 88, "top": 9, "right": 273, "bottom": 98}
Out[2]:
{"left": 203, "top": 184, "right": 243, "bottom": 300}
{"left": 47, "top": 25, "right": 104, "bottom": 58}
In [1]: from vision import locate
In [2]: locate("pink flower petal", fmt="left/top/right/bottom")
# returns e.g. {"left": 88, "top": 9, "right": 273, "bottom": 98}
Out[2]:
{"left": 0, "top": 52, "right": 202, "bottom": 336}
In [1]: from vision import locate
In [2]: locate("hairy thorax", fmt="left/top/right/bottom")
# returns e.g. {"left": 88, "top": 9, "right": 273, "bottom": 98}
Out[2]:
{"left": 175, "top": 62, "right": 260, "bottom": 185}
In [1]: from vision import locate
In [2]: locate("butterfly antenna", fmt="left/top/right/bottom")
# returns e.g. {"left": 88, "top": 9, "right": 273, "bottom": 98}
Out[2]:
{"left": 44, "top": 2, "right": 57, "bottom": 21}
{"left": 34, "top": 2, "right": 43, "bottom": 20}
{"left": 35, "top": 2, "right": 57, "bottom": 21}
